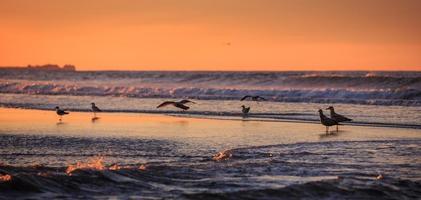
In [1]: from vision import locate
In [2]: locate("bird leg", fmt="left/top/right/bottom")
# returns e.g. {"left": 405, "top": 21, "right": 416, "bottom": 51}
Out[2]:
{"left": 336, "top": 125, "right": 339, "bottom": 132}
{"left": 326, "top": 126, "right": 328, "bottom": 134}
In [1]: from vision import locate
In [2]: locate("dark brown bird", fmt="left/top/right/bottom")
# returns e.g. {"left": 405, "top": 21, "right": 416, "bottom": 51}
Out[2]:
{"left": 156, "top": 99, "right": 195, "bottom": 111}
{"left": 240, "top": 95, "right": 266, "bottom": 101}
{"left": 55, "top": 106, "right": 69, "bottom": 121}
{"left": 318, "top": 109, "right": 338, "bottom": 133}
{"left": 91, "top": 103, "right": 102, "bottom": 117}
{"left": 241, "top": 105, "right": 250, "bottom": 117}
{"left": 326, "top": 106, "right": 352, "bottom": 131}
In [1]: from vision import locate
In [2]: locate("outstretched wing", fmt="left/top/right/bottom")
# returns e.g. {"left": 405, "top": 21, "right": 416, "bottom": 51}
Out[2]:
{"left": 257, "top": 96, "right": 267, "bottom": 101}
{"left": 240, "top": 95, "right": 251, "bottom": 101}
{"left": 157, "top": 101, "right": 175, "bottom": 108}
{"left": 179, "top": 99, "right": 195, "bottom": 104}
{"left": 175, "top": 103, "right": 190, "bottom": 110}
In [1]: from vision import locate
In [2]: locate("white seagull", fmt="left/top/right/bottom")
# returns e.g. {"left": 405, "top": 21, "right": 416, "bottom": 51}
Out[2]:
{"left": 55, "top": 106, "right": 69, "bottom": 121}
{"left": 318, "top": 109, "right": 338, "bottom": 133}
{"left": 156, "top": 99, "right": 195, "bottom": 111}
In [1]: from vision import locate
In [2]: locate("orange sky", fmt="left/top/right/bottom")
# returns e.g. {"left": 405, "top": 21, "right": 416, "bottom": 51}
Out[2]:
{"left": 0, "top": 0, "right": 420, "bottom": 71}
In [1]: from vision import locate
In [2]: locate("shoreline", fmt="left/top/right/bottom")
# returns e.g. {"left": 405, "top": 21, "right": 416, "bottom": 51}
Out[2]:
{"left": 1, "top": 105, "right": 420, "bottom": 130}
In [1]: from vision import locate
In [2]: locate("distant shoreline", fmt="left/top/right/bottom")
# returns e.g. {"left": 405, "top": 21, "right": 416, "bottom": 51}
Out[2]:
{"left": 0, "top": 64, "right": 76, "bottom": 71}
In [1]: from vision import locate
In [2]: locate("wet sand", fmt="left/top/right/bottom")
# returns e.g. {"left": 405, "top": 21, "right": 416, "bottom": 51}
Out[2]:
{"left": 0, "top": 107, "right": 419, "bottom": 149}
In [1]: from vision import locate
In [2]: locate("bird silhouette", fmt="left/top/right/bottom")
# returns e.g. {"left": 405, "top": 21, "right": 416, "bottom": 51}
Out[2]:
{"left": 326, "top": 106, "right": 352, "bottom": 131}
{"left": 55, "top": 106, "right": 69, "bottom": 121}
{"left": 240, "top": 95, "right": 266, "bottom": 102}
{"left": 318, "top": 109, "right": 338, "bottom": 133}
{"left": 91, "top": 102, "right": 102, "bottom": 118}
{"left": 241, "top": 105, "right": 250, "bottom": 118}
{"left": 157, "top": 99, "right": 195, "bottom": 111}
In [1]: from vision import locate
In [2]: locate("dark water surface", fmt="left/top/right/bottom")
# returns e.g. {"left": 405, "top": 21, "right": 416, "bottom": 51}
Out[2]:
{"left": 0, "top": 108, "right": 420, "bottom": 199}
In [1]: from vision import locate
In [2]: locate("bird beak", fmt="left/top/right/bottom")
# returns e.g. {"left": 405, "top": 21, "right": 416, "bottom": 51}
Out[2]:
{"left": 325, "top": 107, "right": 330, "bottom": 110}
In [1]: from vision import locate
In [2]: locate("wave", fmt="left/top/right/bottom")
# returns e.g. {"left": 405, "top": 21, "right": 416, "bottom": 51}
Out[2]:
{"left": 1, "top": 139, "right": 420, "bottom": 199}
{"left": 1, "top": 82, "right": 420, "bottom": 106}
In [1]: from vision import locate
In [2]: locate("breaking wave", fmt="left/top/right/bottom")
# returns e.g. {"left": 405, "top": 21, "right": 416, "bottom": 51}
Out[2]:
{"left": 1, "top": 70, "right": 421, "bottom": 106}
{"left": 1, "top": 139, "right": 420, "bottom": 199}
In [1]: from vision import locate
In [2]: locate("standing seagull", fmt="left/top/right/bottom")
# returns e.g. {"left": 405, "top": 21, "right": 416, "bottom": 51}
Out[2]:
{"left": 240, "top": 95, "right": 266, "bottom": 102}
{"left": 241, "top": 105, "right": 250, "bottom": 118}
{"left": 318, "top": 109, "right": 338, "bottom": 133}
{"left": 156, "top": 99, "right": 195, "bottom": 111}
{"left": 91, "top": 103, "right": 102, "bottom": 117}
{"left": 55, "top": 106, "right": 69, "bottom": 121}
{"left": 326, "top": 106, "right": 352, "bottom": 131}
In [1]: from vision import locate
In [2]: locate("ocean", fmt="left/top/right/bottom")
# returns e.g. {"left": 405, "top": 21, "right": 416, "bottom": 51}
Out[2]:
{"left": 0, "top": 69, "right": 420, "bottom": 199}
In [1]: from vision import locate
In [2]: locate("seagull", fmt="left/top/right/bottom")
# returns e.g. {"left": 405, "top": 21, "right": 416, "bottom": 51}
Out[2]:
{"left": 318, "top": 109, "right": 338, "bottom": 133}
{"left": 240, "top": 95, "right": 266, "bottom": 102}
{"left": 326, "top": 106, "right": 352, "bottom": 131}
{"left": 241, "top": 105, "right": 250, "bottom": 117}
{"left": 91, "top": 103, "right": 102, "bottom": 117}
{"left": 156, "top": 99, "right": 195, "bottom": 111}
{"left": 55, "top": 106, "right": 69, "bottom": 121}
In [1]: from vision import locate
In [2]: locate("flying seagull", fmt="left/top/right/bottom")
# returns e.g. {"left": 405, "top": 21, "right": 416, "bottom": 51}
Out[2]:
{"left": 91, "top": 102, "right": 102, "bottom": 117}
{"left": 318, "top": 109, "right": 338, "bottom": 133}
{"left": 241, "top": 105, "right": 250, "bottom": 117}
{"left": 240, "top": 95, "right": 266, "bottom": 102}
{"left": 55, "top": 106, "right": 69, "bottom": 121}
{"left": 156, "top": 99, "right": 195, "bottom": 111}
{"left": 326, "top": 106, "right": 352, "bottom": 131}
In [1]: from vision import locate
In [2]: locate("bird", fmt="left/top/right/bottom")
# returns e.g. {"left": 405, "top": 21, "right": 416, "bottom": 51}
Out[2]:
{"left": 326, "top": 106, "right": 352, "bottom": 131}
{"left": 156, "top": 99, "right": 195, "bottom": 111}
{"left": 241, "top": 105, "right": 250, "bottom": 117}
{"left": 91, "top": 102, "right": 102, "bottom": 117}
{"left": 240, "top": 95, "right": 266, "bottom": 102}
{"left": 318, "top": 109, "right": 338, "bottom": 133}
{"left": 55, "top": 106, "right": 69, "bottom": 121}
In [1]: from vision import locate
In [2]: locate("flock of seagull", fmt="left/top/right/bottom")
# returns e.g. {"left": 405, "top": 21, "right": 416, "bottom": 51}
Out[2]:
{"left": 55, "top": 95, "right": 352, "bottom": 133}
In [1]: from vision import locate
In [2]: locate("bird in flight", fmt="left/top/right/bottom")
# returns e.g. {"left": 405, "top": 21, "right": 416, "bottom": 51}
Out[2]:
{"left": 156, "top": 99, "right": 196, "bottom": 111}
{"left": 55, "top": 106, "right": 69, "bottom": 121}
{"left": 240, "top": 95, "right": 266, "bottom": 102}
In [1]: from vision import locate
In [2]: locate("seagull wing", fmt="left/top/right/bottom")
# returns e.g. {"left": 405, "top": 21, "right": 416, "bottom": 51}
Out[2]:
{"left": 175, "top": 103, "right": 190, "bottom": 110}
{"left": 179, "top": 99, "right": 195, "bottom": 104}
{"left": 257, "top": 96, "right": 267, "bottom": 101}
{"left": 93, "top": 105, "right": 102, "bottom": 112}
{"left": 157, "top": 101, "right": 175, "bottom": 108}
{"left": 332, "top": 113, "right": 352, "bottom": 122}
{"left": 240, "top": 95, "right": 251, "bottom": 101}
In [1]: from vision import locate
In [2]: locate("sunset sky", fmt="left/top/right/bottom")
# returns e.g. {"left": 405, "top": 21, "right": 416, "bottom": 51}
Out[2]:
{"left": 0, "top": 0, "right": 420, "bottom": 71}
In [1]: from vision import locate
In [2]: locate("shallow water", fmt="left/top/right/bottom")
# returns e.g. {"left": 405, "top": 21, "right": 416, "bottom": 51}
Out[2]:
{"left": 0, "top": 108, "right": 420, "bottom": 199}
{"left": 1, "top": 93, "right": 421, "bottom": 128}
